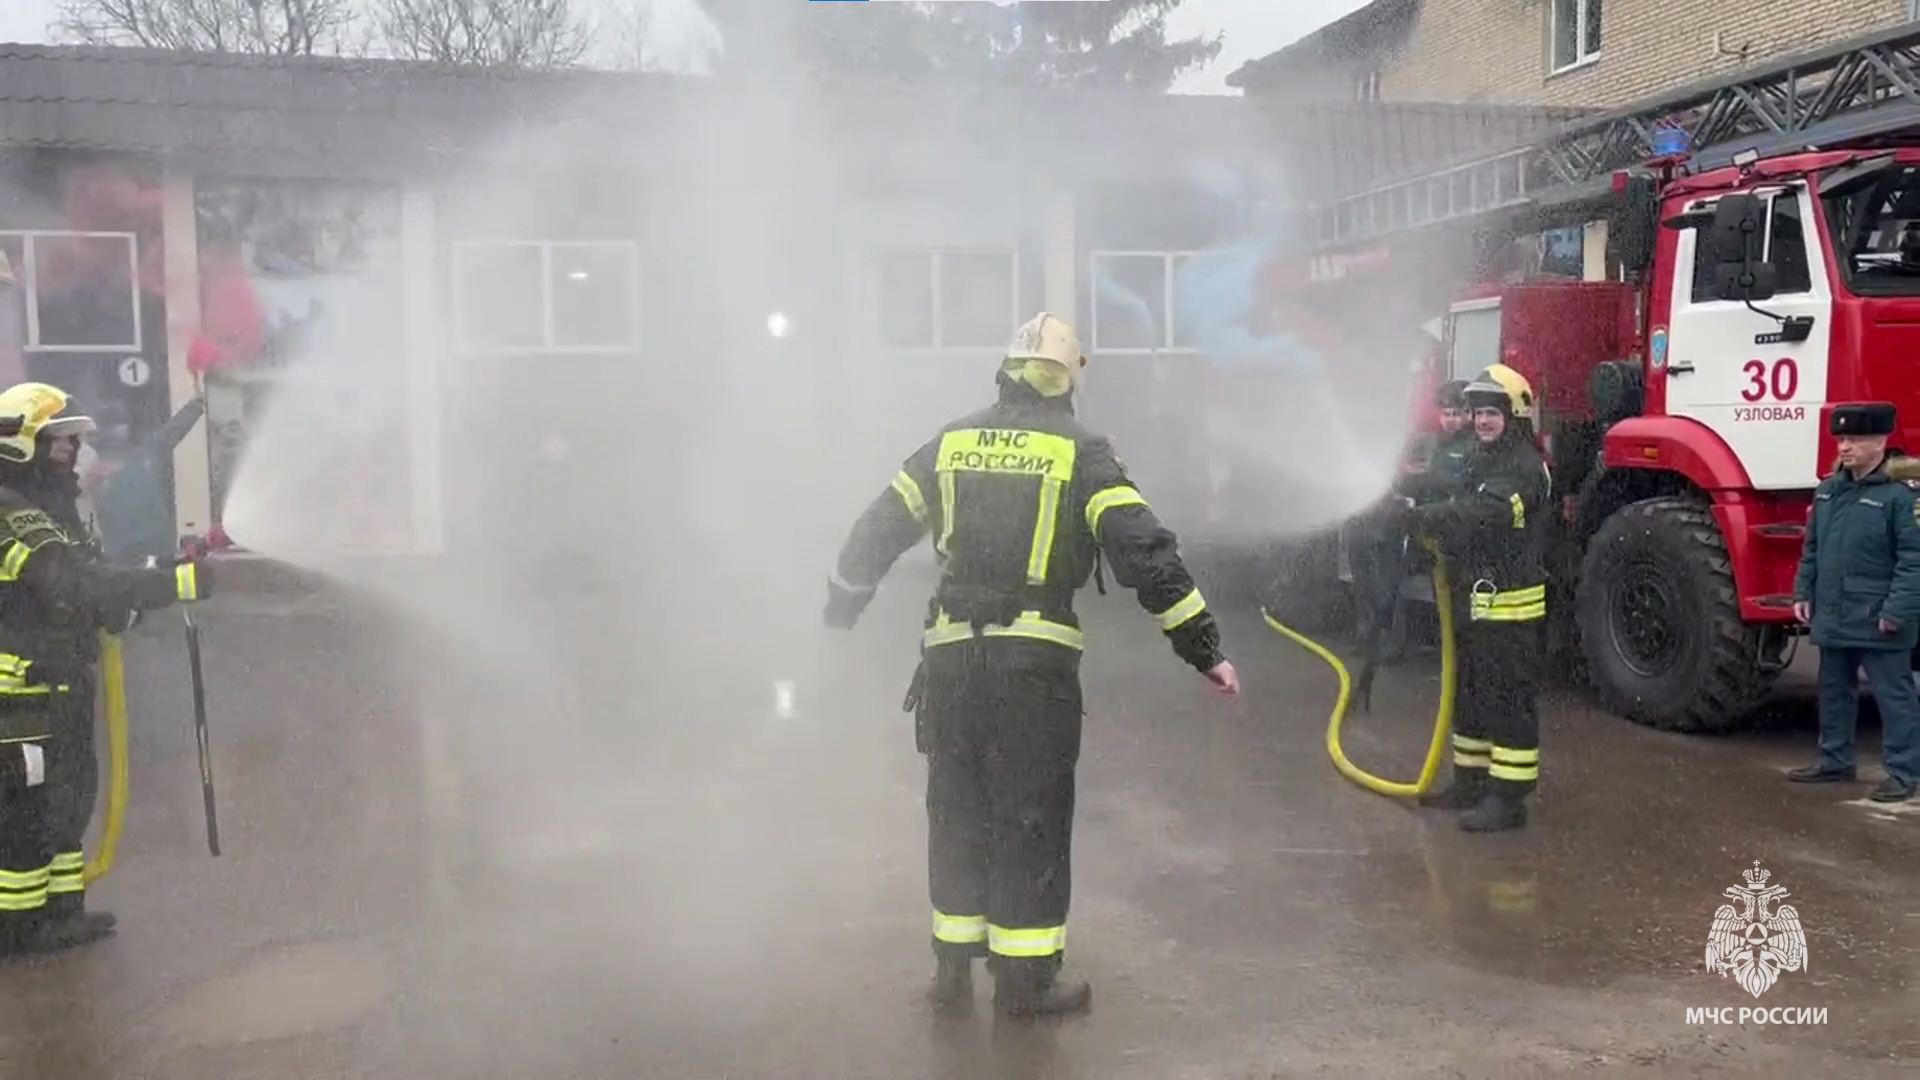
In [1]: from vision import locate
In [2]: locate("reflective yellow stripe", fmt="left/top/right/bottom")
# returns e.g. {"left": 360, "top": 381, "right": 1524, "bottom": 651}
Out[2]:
{"left": 1085, "top": 484, "right": 1148, "bottom": 538}
{"left": 1452, "top": 735, "right": 1492, "bottom": 753}
{"left": 988, "top": 924, "right": 1065, "bottom": 958}
{"left": 0, "top": 651, "right": 48, "bottom": 698}
{"left": 935, "top": 429, "right": 1077, "bottom": 481}
{"left": 933, "top": 910, "right": 988, "bottom": 944}
{"left": 936, "top": 472, "right": 956, "bottom": 557}
{"left": 1027, "top": 478, "right": 1064, "bottom": 584}
{"left": 47, "top": 850, "right": 84, "bottom": 895}
{"left": 176, "top": 562, "right": 199, "bottom": 602}
{"left": 1154, "top": 588, "right": 1206, "bottom": 631}
{"left": 923, "top": 610, "right": 1084, "bottom": 651}
{"left": 1489, "top": 746, "right": 1540, "bottom": 783}
{"left": 891, "top": 471, "right": 929, "bottom": 524}
{"left": 1509, "top": 492, "right": 1526, "bottom": 529}
{"left": 1469, "top": 583, "right": 1546, "bottom": 623}
{"left": 0, "top": 540, "right": 30, "bottom": 581}
{"left": 0, "top": 862, "right": 49, "bottom": 912}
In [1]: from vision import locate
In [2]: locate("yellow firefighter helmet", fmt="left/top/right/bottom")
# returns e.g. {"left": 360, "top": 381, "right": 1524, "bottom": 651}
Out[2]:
{"left": 0, "top": 382, "right": 94, "bottom": 464}
{"left": 1001, "top": 312, "right": 1087, "bottom": 398}
{"left": 1463, "top": 363, "right": 1534, "bottom": 421}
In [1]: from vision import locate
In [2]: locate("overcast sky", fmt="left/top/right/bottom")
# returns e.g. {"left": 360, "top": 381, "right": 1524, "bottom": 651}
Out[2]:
{"left": 0, "top": 0, "right": 1370, "bottom": 94}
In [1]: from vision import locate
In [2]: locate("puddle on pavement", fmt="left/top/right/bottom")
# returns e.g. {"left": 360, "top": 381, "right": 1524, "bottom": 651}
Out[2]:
{"left": 147, "top": 940, "right": 391, "bottom": 1048}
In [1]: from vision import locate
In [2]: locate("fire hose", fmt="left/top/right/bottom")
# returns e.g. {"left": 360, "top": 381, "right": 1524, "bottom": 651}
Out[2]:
{"left": 1261, "top": 535, "right": 1457, "bottom": 798}
{"left": 82, "top": 631, "right": 129, "bottom": 886}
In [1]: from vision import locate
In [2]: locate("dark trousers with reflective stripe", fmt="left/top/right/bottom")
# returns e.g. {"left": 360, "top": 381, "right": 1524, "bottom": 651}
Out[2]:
{"left": 0, "top": 741, "right": 55, "bottom": 946}
{"left": 43, "top": 680, "right": 95, "bottom": 909}
{"left": 922, "top": 640, "right": 1081, "bottom": 975}
{"left": 1453, "top": 619, "right": 1542, "bottom": 799}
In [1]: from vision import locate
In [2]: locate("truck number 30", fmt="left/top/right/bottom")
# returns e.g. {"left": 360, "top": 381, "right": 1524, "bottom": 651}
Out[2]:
{"left": 1740, "top": 357, "right": 1799, "bottom": 402}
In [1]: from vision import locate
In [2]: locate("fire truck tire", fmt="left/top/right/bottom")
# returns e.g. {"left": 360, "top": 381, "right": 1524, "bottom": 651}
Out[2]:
{"left": 1576, "top": 496, "right": 1774, "bottom": 732}
{"left": 1259, "top": 532, "right": 1351, "bottom": 637}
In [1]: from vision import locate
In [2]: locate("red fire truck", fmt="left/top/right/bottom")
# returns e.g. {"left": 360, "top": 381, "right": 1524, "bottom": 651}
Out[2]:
{"left": 1268, "top": 23, "right": 1920, "bottom": 732}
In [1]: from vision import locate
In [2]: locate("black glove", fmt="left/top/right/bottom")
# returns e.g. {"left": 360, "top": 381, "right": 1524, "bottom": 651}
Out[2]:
{"left": 823, "top": 577, "right": 873, "bottom": 630}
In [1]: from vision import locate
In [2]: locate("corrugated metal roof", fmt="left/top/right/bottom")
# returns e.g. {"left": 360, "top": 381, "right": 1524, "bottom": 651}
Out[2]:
{"left": 0, "top": 43, "right": 1592, "bottom": 196}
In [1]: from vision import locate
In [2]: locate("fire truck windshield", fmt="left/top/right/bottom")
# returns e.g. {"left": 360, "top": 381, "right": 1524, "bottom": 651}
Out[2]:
{"left": 1826, "top": 163, "right": 1920, "bottom": 295}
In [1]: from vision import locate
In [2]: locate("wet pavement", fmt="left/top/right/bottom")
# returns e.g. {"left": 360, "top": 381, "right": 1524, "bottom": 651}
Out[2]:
{"left": 3, "top": 567, "right": 1918, "bottom": 1079}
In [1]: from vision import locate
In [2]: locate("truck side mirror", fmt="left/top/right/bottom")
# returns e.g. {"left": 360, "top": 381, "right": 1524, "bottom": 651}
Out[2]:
{"left": 1709, "top": 193, "right": 1779, "bottom": 302}
{"left": 1608, "top": 175, "right": 1659, "bottom": 280}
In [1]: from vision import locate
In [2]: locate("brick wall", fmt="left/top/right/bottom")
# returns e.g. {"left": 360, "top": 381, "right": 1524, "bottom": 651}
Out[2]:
{"left": 1375, "top": 0, "right": 1911, "bottom": 108}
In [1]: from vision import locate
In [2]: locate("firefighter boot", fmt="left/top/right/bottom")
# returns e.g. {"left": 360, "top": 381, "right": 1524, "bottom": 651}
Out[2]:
{"left": 1458, "top": 792, "right": 1527, "bottom": 833}
{"left": 1418, "top": 768, "right": 1485, "bottom": 811}
{"left": 44, "top": 894, "right": 116, "bottom": 931}
{"left": 992, "top": 958, "right": 1091, "bottom": 1018}
{"left": 927, "top": 953, "right": 974, "bottom": 1013}
{"left": 21, "top": 910, "right": 116, "bottom": 955}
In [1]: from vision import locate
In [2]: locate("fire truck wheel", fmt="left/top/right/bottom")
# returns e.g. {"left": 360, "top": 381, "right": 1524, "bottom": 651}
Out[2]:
{"left": 1575, "top": 496, "right": 1775, "bottom": 733}
{"left": 1259, "top": 532, "right": 1351, "bottom": 637}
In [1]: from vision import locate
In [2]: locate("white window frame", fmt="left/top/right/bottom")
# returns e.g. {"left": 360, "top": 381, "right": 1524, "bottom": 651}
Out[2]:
{"left": 880, "top": 247, "right": 1021, "bottom": 353}
{"left": 450, "top": 240, "right": 641, "bottom": 356}
{"left": 1548, "top": 0, "right": 1601, "bottom": 74}
{"left": 1446, "top": 297, "right": 1502, "bottom": 381}
{"left": 1088, "top": 250, "right": 1215, "bottom": 354}
{"left": 0, "top": 230, "right": 143, "bottom": 353}
{"left": 1354, "top": 68, "right": 1381, "bottom": 102}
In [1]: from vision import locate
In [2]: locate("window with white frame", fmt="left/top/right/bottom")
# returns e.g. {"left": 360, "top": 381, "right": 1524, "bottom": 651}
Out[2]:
{"left": 1549, "top": 0, "right": 1601, "bottom": 72}
{"left": 1091, "top": 251, "right": 1234, "bottom": 352}
{"left": 1354, "top": 68, "right": 1381, "bottom": 102}
{"left": 877, "top": 248, "right": 1019, "bottom": 351}
{"left": 451, "top": 240, "right": 640, "bottom": 354}
{"left": 0, "top": 231, "right": 142, "bottom": 352}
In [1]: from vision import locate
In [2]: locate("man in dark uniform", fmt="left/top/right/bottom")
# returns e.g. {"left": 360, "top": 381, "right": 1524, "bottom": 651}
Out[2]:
{"left": 1394, "top": 364, "right": 1549, "bottom": 832}
{"left": 824, "top": 313, "right": 1240, "bottom": 1017}
{"left": 1400, "top": 379, "right": 1473, "bottom": 500}
{"left": 0, "top": 382, "right": 209, "bottom": 954}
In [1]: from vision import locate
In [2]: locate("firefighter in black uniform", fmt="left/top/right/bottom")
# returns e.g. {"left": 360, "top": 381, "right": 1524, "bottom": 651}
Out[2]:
{"left": 825, "top": 313, "right": 1240, "bottom": 1017}
{"left": 1395, "top": 364, "right": 1548, "bottom": 832}
{"left": 1400, "top": 379, "right": 1473, "bottom": 501}
{"left": 0, "top": 382, "right": 208, "bottom": 955}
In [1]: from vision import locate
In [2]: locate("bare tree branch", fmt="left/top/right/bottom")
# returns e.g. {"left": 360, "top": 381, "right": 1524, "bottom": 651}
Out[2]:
{"left": 53, "top": 0, "right": 362, "bottom": 55}
{"left": 370, "top": 0, "right": 591, "bottom": 68}
{"left": 600, "top": 0, "right": 656, "bottom": 73}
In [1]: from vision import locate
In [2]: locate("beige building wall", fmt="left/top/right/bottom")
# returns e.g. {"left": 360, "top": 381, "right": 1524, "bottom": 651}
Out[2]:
{"left": 1377, "top": 0, "right": 1911, "bottom": 108}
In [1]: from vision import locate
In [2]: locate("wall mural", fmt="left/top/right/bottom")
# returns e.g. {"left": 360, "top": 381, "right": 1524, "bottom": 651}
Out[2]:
{"left": 193, "top": 180, "right": 413, "bottom": 552}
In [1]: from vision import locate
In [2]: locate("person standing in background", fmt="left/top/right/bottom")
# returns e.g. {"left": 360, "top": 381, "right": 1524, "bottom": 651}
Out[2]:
{"left": 1790, "top": 403, "right": 1920, "bottom": 803}
{"left": 81, "top": 396, "right": 207, "bottom": 565}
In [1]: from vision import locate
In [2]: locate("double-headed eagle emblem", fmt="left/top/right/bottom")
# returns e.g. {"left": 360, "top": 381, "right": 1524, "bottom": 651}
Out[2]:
{"left": 1705, "top": 861, "right": 1807, "bottom": 998}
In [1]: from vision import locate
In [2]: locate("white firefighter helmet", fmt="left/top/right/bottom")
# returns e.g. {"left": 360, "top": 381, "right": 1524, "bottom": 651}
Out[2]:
{"left": 1001, "top": 312, "right": 1087, "bottom": 398}
{"left": 0, "top": 382, "right": 95, "bottom": 464}
{"left": 1463, "top": 363, "right": 1535, "bottom": 421}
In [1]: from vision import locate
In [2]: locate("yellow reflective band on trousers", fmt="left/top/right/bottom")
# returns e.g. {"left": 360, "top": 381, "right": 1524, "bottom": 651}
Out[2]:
{"left": 1085, "top": 484, "right": 1147, "bottom": 537}
{"left": 176, "top": 562, "right": 200, "bottom": 602}
{"left": 892, "top": 471, "right": 929, "bottom": 524}
{"left": 0, "top": 864, "right": 49, "bottom": 912}
{"left": 988, "top": 923, "right": 1065, "bottom": 958}
{"left": 1469, "top": 583, "right": 1546, "bottom": 622}
{"left": 923, "top": 610, "right": 1083, "bottom": 651}
{"left": 47, "top": 851, "right": 84, "bottom": 896}
{"left": 0, "top": 653, "right": 47, "bottom": 696}
{"left": 1489, "top": 746, "right": 1540, "bottom": 783}
{"left": 932, "top": 910, "right": 987, "bottom": 944}
{"left": 0, "top": 540, "right": 30, "bottom": 581}
{"left": 1154, "top": 588, "right": 1206, "bottom": 631}
{"left": 1452, "top": 733, "right": 1492, "bottom": 769}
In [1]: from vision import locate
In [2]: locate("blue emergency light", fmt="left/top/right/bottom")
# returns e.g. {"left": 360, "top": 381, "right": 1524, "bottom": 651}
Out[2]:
{"left": 1651, "top": 125, "right": 1691, "bottom": 157}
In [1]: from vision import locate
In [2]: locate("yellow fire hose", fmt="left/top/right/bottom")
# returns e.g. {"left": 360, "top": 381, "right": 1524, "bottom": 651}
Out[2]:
{"left": 82, "top": 632, "right": 129, "bottom": 886}
{"left": 1261, "top": 536, "right": 1457, "bottom": 798}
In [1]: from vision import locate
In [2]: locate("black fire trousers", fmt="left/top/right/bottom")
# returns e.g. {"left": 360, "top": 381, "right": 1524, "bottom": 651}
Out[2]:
{"left": 920, "top": 640, "right": 1082, "bottom": 975}
{"left": 0, "top": 740, "right": 55, "bottom": 946}
{"left": 42, "top": 678, "right": 97, "bottom": 911}
{"left": 1452, "top": 619, "right": 1542, "bottom": 799}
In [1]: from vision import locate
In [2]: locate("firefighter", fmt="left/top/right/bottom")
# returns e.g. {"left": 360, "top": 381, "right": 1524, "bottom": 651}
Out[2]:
{"left": 0, "top": 382, "right": 209, "bottom": 955}
{"left": 824, "top": 312, "right": 1239, "bottom": 1017}
{"left": 1400, "top": 379, "right": 1473, "bottom": 501}
{"left": 1393, "top": 364, "right": 1548, "bottom": 832}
